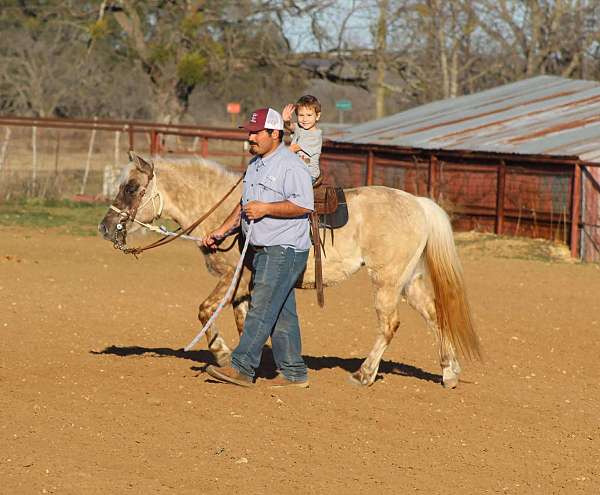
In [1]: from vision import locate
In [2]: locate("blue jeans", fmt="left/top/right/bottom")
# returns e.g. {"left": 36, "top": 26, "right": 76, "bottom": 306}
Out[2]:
{"left": 231, "top": 246, "right": 309, "bottom": 382}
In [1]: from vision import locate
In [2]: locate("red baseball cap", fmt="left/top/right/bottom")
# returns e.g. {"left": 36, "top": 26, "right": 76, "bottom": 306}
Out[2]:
{"left": 239, "top": 107, "right": 284, "bottom": 132}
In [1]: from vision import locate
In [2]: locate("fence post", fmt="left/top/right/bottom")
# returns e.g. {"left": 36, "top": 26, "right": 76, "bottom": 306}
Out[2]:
{"left": 495, "top": 159, "right": 506, "bottom": 234}
{"left": 80, "top": 117, "right": 97, "bottom": 195}
{"left": 53, "top": 130, "right": 61, "bottom": 176}
{"left": 128, "top": 125, "right": 134, "bottom": 151}
{"left": 0, "top": 127, "right": 11, "bottom": 172}
{"left": 150, "top": 130, "right": 158, "bottom": 156}
{"left": 32, "top": 126, "right": 37, "bottom": 193}
{"left": 114, "top": 130, "right": 120, "bottom": 166}
{"left": 570, "top": 162, "right": 582, "bottom": 258}
{"left": 201, "top": 137, "right": 209, "bottom": 157}
{"left": 366, "top": 150, "right": 374, "bottom": 186}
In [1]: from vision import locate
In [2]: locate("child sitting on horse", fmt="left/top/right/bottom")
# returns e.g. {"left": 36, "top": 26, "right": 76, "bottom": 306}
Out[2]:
{"left": 282, "top": 95, "right": 322, "bottom": 183}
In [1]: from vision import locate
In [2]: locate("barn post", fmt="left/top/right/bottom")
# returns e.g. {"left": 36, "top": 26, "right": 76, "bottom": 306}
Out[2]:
{"left": 495, "top": 159, "right": 507, "bottom": 234}
{"left": 428, "top": 154, "right": 438, "bottom": 200}
{"left": 366, "top": 149, "right": 374, "bottom": 186}
{"left": 570, "top": 162, "right": 582, "bottom": 258}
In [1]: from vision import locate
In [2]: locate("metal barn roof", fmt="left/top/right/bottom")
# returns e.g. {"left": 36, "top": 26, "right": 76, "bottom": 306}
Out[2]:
{"left": 334, "top": 76, "right": 600, "bottom": 163}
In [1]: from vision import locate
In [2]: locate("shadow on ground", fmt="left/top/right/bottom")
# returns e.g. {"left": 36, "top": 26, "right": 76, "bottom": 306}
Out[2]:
{"left": 92, "top": 345, "right": 442, "bottom": 384}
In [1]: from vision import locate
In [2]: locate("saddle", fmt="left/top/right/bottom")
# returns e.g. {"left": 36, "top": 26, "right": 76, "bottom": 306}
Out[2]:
{"left": 310, "top": 177, "right": 348, "bottom": 307}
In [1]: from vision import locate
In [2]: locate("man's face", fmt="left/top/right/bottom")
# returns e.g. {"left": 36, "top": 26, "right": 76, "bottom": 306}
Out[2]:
{"left": 247, "top": 129, "right": 279, "bottom": 156}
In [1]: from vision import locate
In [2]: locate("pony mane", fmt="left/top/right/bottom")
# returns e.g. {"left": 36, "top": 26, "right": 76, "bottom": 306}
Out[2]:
{"left": 111, "top": 156, "right": 240, "bottom": 202}
{"left": 154, "top": 155, "right": 239, "bottom": 179}
{"left": 150, "top": 155, "right": 241, "bottom": 195}
{"left": 117, "top": 154, "right": 240, "bottom": 191}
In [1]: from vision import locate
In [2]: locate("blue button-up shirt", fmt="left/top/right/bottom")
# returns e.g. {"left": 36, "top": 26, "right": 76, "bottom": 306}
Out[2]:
{"left": 241, "top": 143, "right": 314, "bottom": 250}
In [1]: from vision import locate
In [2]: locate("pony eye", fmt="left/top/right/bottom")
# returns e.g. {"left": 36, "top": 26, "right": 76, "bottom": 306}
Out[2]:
{"left": 125, "top": 182, "right": 139, "bottom": 195}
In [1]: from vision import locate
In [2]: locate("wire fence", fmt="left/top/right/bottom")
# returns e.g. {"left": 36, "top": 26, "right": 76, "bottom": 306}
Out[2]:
{"left": 0, "top": 117, "right": 247, "bottom": 201}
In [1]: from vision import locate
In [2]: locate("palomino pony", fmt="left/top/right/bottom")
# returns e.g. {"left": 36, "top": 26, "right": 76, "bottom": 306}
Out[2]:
{"left": 98, "top": 153, "right": 481, "bottom": 388}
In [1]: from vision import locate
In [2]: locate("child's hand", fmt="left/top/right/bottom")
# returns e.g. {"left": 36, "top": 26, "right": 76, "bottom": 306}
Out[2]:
{"left": 290, "top": 143, "right": 301, "bottom": 153}
{"left": 282, "top": 103, "right": 295, "bottom": 122}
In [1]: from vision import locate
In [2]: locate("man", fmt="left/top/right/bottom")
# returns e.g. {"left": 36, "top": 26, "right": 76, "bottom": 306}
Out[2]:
{"left": 203, "top": 107, "right": 314, "bottom": 388}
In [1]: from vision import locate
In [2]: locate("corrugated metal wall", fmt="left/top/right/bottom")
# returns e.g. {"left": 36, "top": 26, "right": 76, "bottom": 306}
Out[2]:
{"left": 321, "top": 146, "right": 599, "bottom": 261}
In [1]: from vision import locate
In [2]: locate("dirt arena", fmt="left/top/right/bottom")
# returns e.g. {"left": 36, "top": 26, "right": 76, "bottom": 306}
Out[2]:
{"left": 1, "top": 227, "right": 599, "bottom": 494}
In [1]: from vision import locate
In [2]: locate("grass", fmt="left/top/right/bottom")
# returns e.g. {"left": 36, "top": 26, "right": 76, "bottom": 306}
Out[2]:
{"left": 0, "top": 198, "right": 110, "bottom": 236}
{"left": 0, "top": 199, "right": 575, "bottom": 263}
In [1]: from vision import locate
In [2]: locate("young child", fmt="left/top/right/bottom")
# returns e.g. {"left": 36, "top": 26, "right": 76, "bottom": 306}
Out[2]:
{"left": 282, "top": 95, "right": 322, "bottom": 183}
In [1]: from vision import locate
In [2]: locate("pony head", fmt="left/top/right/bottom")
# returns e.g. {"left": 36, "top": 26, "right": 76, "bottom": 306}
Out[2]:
{"left": 98, "top": 152, "right": 159, "bottom": 249}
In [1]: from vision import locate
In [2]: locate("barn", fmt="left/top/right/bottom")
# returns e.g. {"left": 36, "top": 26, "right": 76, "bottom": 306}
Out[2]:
{"left": 320, "top": 75, "right": 600, "bottom": 261}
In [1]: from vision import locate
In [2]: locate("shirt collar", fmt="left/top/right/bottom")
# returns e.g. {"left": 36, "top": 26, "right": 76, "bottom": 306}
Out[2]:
{"left": 261, "top": 143, "right": 285, "bottom": 166}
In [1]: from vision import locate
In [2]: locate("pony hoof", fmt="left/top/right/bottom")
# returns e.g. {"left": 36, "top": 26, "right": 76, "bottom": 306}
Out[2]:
{"left": 442, "top": 376, "right": 459, "bottom": 389}
{"left": 349, "top": 371, "right": 372, "bottom": 387}
{"left": 442, "top": 366, "right": 460, "bottom": 389}
{"left": 215, "top": 354, "right": 232, "bottom": 368}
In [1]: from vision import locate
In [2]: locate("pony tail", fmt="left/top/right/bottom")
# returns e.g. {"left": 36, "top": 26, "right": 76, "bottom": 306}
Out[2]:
{"left": 419, "top": 199, "right": 482, "bottom": 361}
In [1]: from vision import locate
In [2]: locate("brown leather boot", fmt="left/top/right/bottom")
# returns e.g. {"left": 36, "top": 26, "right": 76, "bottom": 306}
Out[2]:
{"left": 268, "top": 374, "right": 309, "bottom": 389}
{"left": 206, "top": 365, "right": 253, "bottom": 387}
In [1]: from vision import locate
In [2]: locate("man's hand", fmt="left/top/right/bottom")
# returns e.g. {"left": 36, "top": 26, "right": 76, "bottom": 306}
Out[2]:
{"left": 202, "top": 227, "right": 228, "bottom": 250}
{"left": 243, "top": 201, "right": 270, "bottom": 221}
{"left": 202, "top": 203, "right": 241, "bottom": 250}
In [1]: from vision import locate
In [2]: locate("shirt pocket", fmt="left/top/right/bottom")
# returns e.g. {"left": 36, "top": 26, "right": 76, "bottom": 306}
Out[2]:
{"left": 257, "top": 178, "right": 284, "bottom": 201}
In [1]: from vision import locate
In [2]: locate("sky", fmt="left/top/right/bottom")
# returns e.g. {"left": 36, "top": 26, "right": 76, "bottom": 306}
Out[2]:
{"left": 282, "top": 1, "right": 377, "bottom": 53}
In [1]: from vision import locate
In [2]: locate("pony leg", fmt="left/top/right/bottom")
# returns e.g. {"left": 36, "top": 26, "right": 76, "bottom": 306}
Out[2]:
{"left": 404, "top": 274, "right": 461, "bottom": 388}
{"left": 232, "top": 271, "right": 252, "bottom": 336}
{"left": 198, "top": 276, "right": 234, "bottom": 367}
{"left": 351, "top": 275, "right": 403, "bottom": 386}
{"left": 232, "top": 296, "right": 249, "bottom": 336}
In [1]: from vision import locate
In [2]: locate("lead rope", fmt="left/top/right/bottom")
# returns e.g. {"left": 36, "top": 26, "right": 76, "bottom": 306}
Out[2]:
{"left": 184, "top": 221, "right": 253, "bottom": 352}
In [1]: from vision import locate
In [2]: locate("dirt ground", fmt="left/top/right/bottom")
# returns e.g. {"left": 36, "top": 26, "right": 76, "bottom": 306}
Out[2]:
{"left": 1, "top": 227, "right": 599, "bottom": 494}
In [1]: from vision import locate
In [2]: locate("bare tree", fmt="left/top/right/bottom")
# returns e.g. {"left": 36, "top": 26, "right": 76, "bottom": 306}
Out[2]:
{"left": 2, "top": 0, "right": 599, "bottom": 124}
{"left": 0, "top": 16, "right": 91, "bottom": 116}
{"left": 474, "top": 0, "right": 600, "bottom": 81}
{"left": 374, "top": 0, "right": 389, "bottom": 118}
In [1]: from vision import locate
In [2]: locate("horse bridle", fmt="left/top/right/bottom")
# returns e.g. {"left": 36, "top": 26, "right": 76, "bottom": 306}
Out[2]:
{"left": 109, "top": 169, "right": 163, "bottom": 251}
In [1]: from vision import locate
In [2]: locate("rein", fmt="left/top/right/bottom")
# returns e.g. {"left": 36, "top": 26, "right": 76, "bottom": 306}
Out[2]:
{"left": 115, "top": 174, "right": 243, "bottom": 256}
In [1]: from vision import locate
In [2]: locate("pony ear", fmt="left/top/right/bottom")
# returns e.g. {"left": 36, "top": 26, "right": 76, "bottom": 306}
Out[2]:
{"left": 129, "top": 151, "right": 154, "bottom": 177}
